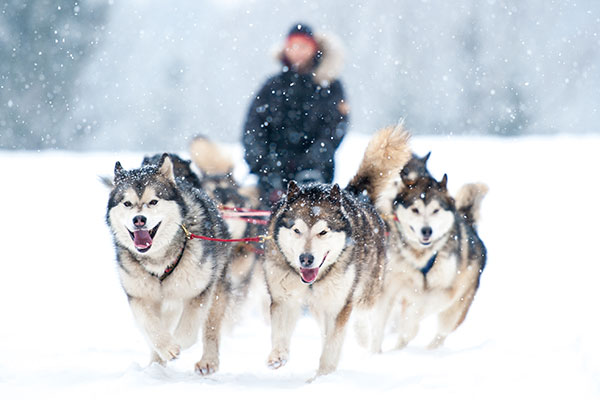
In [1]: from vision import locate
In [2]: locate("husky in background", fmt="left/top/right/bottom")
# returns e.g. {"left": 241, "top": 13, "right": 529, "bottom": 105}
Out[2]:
{"left": 400, "top": 151, "right": 432, "bottom": 184}
{"left": 188, "top": 135, "right": 262, "bottom": 238}
{"left": 262, "top": 125, "right": 411, "bottom": 379}
{"left": 377, "top": 151, "right": 432, "bottom": 214}
{"left": 141, "top": 153, "right": 203, "bottom": 189}
{"left": 188, "top": 135, "right": 267, "bottom": 321}
{"left": 374, "top": 173, "right": 487, "bottom": 351}
{"left": 106, "top": 154, "right": 232, "bottom": 375}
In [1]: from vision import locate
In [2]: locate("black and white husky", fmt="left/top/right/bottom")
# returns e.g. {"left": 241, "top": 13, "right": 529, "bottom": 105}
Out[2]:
{"left": 106, "top": 154, "right": 232, "bottom": 375}
{"left": 262, "top": 126, "right": 411, "bottom": 379}
{"left": 374, "top": 173, "right": 488, "bottom": 351}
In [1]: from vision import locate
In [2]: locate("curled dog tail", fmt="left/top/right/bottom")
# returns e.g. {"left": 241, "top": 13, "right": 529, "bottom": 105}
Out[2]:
{"left": 189, "top": 135, "right": 235, "bottom": 175}
{"left": 455, "top": 183, "right": 489, "bottom": 229}
{"left": 346, "top": 124, "right": 411, "bottom": 203}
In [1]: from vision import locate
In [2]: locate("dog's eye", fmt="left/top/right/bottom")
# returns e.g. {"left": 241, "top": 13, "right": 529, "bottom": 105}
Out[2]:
{"left": 432, "top": 209, "right": 439, "bottom": 214}
{"left": 319, "top": 230, "right": 328, "bottom": 236}
{"left": 123, "top": 201, "right": 132, "bottom": 208}
{"left": 411, "top": 208, "right": 419, "bottom": 214}
{"left": 149, "top": 199, "right": 158, "bottom": 206}
{"left": 293, "top": 228, "right": 301, "bottom": 234}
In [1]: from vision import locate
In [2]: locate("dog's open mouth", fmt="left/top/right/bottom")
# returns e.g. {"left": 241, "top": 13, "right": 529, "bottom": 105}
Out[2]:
{"left": 128, "top": 222, "right": 161, "bottom": 252}
{"left": 420, "top": 238, "right": 432, "bottom": 246}
{"left": 300, "top": 251, "right": 329, "bottom": 284}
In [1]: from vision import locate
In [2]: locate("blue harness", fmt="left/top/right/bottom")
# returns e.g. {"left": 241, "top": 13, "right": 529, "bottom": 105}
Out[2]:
{"left": 420, "top": 252, "right": 438, "bottom": 275}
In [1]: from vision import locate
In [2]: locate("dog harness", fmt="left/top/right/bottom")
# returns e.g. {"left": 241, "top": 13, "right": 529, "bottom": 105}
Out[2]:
{"left": 152, "top": 239, "right": 187, "bottom": 283}
{"left": 420, "top": 252, "right": 438, "bottom": 275}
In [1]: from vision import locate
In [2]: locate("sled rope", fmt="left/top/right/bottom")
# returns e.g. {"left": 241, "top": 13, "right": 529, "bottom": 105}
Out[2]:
{"left": 218, "top": 205, "right": 271, "bottom": 216}
{"left": 221, "top": 214, "right": 269, "bottom": 225}
{"left": 180, "top": 224, "right": 272, "bottom": 243}
{"left": 218, "top": 205, "right": 271, "bottom": 226}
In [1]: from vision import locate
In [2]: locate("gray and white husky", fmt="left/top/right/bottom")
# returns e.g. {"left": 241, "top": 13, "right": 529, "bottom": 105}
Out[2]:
{"left": 106, "top": 154, "right": 232, "bottom": 375}
{"left": 373, "top": 173, "right": 488, "bottom": 351}
{"left": 262, "top": 126, "right": 411, "bottom": 379}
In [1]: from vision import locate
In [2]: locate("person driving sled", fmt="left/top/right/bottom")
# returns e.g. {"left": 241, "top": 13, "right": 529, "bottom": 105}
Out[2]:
{"left": 242, "top": 23, "right": 349, "bottom": 206}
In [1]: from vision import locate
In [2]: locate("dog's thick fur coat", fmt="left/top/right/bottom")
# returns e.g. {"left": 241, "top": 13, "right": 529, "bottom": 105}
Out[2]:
{"left": 106, "top": 154, "right": 232, "bottom": 375}
{"left": 262, "top": 125, "right": 411, "bottom": 379}
{"left": 375, "top": 174, "right": 487, "bottom": 351}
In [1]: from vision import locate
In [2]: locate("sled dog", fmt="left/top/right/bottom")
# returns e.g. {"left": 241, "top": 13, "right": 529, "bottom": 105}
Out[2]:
{"left": 374, "top": 173, "right": 487, "bottom": 351}
{"left": 400, "top": 151, "right": 432, "bottom": 184}
{"left": 106, "top": 154, "right": 231, "bottom": 375}
{"left": 378, "top": 151, "right": 432, "bottom": 214}
{"left": 262, "top": 125, "right": 411, "bottom": 379}
{"left": 188, "top": 136, "right": 266, "bottom": 316}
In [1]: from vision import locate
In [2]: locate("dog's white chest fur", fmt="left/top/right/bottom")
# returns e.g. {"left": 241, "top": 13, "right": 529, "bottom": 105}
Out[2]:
{"left": 424, "top": 253, "right": 458, "bottom": 289}
{"left": 119, "top": 253, "right": 213, "bottom": 301}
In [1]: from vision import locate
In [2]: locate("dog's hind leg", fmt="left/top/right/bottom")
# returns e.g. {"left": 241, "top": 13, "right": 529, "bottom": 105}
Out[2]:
{"left": 395, "top": 299, "right": 422, "bottom": 350}
{"left": 128, "top": 298, "right": 181, "bottom": 363}
{"left": 428, "top": 286, "right": 477, "bottom": 349}
{"left": 369, "top": 293, "right": 396, "bottom": 353}
{"left": 173, "top": 290, "right": 212, "bottom": 351}
{"left": 195, "top": 281, "right": 230, "bottom": 375}
{"left": 267, "top": 297, "right": 302, "bottom": 370}
{"left": 352, "top": 311, "right": 370, "bottom": 349}
{"left": 313, "top": 301, "right": 353, "bottom": 379}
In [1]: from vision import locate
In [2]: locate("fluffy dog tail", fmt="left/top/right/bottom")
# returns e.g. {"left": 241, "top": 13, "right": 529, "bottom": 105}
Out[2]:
{"left": 346, "top": 124, "right": 411, "bottom": 203}
{"left": 455, "top": 183, "right": 488, "bottom": 229}
{"left": 98, "top": 175, "right": 114, "bottom": 189}
{"left": 189, "top": 135, "right": 234, "bottom": 175}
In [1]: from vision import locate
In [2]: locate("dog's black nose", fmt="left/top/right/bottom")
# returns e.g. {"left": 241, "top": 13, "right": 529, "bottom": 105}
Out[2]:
{"left": 299, "top": 253, "right": 315, "bottom": 267}
{"left": 421, "top": 226, "right": 432, "bottom": 238}
{"left": 133, "top": 215, "right": 147, "bottom": 228}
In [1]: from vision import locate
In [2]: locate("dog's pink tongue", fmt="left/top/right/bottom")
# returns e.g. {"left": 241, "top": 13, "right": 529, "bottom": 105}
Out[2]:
{"left": 300, "top": 268, "right": 319, "bottom": 284}
{"left": 133, "top": 230, "right": 152, "bottom": 249}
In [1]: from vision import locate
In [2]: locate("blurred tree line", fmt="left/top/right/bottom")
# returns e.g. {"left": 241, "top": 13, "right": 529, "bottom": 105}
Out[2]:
{"left": 1, "top": 0, "right": 598, "bottom": 150}
{"left": 0, "top": 0, "right": 107, "bottom": 149}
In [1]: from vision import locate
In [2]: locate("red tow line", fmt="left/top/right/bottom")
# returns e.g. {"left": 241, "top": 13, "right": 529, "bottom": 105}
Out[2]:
{"left": 180, "top": 224, "right": 271, "bottom": 244}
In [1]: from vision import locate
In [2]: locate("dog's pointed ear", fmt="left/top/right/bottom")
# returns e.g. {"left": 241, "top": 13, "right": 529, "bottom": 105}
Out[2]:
{"left": 114, "top": 161, "right": 125, "bottom": 184}
{"left": 158, "top": 153, "right": 176, "bottom": 184}
{"left": 440, "top": 173, "right": 448, "bottom": 190}
{"left": 423, "top": 151, "right": 431, "bottom": 163}
{"left": 286, "top": 180, "right": 300, "bottom": 202}
{"left": 329, "top": 183, "right": 342, "bottom": 205}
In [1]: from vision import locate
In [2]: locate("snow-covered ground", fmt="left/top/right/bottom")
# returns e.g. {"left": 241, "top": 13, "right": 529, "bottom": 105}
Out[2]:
{"left": 1, "top": 133, "right": 599, "bottom": 399}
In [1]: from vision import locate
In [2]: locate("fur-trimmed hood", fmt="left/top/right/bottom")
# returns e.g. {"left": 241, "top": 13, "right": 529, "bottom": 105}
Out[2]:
{"left": 273, "top": 32, "right": 345, "bottom": 87}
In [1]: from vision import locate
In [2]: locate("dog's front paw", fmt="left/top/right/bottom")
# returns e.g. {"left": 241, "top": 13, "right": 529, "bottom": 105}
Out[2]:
{"left": 395, "top": 338, "right": 409, "bottom": 350}
{"left": 195, "top": 356, "right": 219, "bottom": 376}
{"left": 426, "top": 335, "right": 446, "bottom": 350}
{"left": 154, "top": 336, "right": 181, "bottom": 362}
{"left": 267, "top": 350, "right": 288, "bottom": 369}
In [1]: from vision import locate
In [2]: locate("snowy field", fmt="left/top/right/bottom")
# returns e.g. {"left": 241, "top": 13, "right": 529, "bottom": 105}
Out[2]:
{"left": 1, "top": 133, "right": 599, "bottom": 399}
